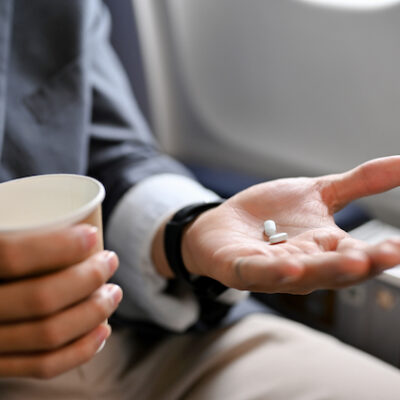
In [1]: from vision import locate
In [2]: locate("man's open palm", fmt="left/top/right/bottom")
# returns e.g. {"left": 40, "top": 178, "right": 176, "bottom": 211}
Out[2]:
{"left": 183, "top": 156, "right": 400, "bottom": 294}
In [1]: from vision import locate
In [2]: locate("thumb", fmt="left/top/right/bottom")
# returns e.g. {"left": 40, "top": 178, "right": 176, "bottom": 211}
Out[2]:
{"left": 320, "top": 156, "right": 400, "bottom": 212}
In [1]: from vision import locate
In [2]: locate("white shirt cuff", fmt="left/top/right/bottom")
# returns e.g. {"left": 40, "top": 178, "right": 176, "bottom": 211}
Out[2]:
{"left": 106, "top": 173, "right": 246, "bottom": 331}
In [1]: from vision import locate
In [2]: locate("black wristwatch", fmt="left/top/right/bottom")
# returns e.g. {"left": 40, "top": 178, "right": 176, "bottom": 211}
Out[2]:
{"left": 164, "top": 201, "right": 228, "bottom": 299}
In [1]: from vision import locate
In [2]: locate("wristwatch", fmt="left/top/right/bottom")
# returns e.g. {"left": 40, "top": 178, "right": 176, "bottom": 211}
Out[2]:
{"left": 164, "top": 201, "right": 228, "bottom": 299}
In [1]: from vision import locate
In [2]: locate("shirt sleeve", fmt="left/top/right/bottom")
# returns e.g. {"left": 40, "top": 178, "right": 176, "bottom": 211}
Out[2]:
{"left": 106, "top": 173, "right": 248, "bottom": 332}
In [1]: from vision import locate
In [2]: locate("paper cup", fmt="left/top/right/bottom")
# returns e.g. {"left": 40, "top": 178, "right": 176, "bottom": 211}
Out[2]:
{"left": 0, "top": 174, "right": 108, "bottom": 352}
{"left": 0, "top": 174, "right": 105, "bottom": 250}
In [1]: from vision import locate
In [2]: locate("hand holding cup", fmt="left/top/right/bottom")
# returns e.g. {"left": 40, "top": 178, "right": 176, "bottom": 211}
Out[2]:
{"left": 0, "top": 175, "right": 122, "bottom": 378}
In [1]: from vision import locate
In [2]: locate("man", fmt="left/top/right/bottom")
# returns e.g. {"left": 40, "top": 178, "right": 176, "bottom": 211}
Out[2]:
{"left": 0, "top": 1, "right": 400, "bottom": 398}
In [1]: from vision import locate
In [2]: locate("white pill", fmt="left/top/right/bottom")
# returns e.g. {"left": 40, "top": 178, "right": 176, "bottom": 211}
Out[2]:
{"left": 269, "top": 232, "right": 288, "bottom": 244}
{"left": 264, "top": 220, "right": 277, "bottom": 237}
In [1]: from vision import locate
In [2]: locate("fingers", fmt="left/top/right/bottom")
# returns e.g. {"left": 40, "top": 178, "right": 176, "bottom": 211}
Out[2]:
{"left": 0, "top": 284, "right": 122, "bottom": 354}
{"left": 230, "top": 255, "right": 305, "bottom": 292}
{"left": 231, "top": 236, "right": 400, "bottom": 294}
{"left": 0, "top": 250, "right": 119, "bottom": 321}
{"left": 0, "top": 224, "right": 100, "bottom": 279}
{"left": 338, "top": 237, "right": 400, "bottom": 274}
{"left": 294, "top": 250, "right": 370, "bottom": 291}
{"left": 230, "top": 251, "right": 371, "bottom": 294}
{"left": 321, "top": 156, "right": 400, "bottom": 211}
{"left": 0, "top": 324, "right": 112, "bottom": 379}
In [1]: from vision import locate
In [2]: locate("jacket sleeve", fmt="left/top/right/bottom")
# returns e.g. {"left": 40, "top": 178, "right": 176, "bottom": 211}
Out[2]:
{"left": 86, "top": 1, "right": 193, "bottom": 224}
{"left": 86, "top": 1, "right": 248, "bottom": 332}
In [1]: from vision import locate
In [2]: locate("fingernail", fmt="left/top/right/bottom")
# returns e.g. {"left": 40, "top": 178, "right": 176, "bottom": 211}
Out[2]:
{"left": 99, "top": 251, "right": 119, "bottom": 274}
{"left": 106, "top": 284, "right": 123, "bottom": 307}
{"left": 75, "top": 225, "right": 98, "bottom": 251}
{"left": 96, "top": 339, "right": 106, "bottom": 354}
{"left": 96, "top": 324, "right": 111, "bottom": 353}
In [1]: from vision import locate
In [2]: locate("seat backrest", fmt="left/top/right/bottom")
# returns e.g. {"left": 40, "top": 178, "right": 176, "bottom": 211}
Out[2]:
{"left": 132, "top": 0, "right": 400, "bottom": 224}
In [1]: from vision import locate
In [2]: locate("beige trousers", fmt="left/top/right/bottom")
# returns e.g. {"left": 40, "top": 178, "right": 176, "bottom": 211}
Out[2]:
{"left": 1, "top": 314, "right": 399, "bottom": 400}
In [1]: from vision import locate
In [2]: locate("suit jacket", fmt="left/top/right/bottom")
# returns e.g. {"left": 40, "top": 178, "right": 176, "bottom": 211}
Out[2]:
{"left": 0, "top": 0, "right": 236, "bottom": 331}
{"left": 0, "top": 0, "right": 191, "bottom": 225}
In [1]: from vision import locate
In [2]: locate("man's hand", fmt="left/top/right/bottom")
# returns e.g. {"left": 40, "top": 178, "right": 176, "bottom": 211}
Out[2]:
{"left": 181, "top": 156, "right": 400, "bottom": 294}
{"left": 0, "top": 224, "right": 122, "bottom": 379}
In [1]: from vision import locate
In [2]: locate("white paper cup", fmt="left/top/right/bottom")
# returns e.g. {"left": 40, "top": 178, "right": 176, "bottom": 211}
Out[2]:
{"left": 0, "top": 174, "right": 105, "bottom": 250}
{"left": 0, "top": 174, "right": 108, "bottom": 352}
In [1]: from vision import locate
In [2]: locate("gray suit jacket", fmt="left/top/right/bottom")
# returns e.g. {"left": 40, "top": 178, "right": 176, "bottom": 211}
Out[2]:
{"left": 0, "top": 0, "right": 234, "bottom": 331}
{"left": 0, "top": 0, "right": 191, "bottom": 224}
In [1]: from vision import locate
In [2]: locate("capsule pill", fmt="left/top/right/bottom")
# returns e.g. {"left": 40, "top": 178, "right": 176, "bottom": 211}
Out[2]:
{"left": 269, "top": 232, "right": 288, "bottom": 244}
{"left": 264, "top": 220, "right": 277, "bottom": 237}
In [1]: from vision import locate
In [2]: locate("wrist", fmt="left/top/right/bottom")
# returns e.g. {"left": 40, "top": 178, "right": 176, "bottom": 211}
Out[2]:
{"left": 162, "top": 201, "right": 228, "bottom": 298}
{"left": 151, "top": 207, "right": 212, "bottom": 278}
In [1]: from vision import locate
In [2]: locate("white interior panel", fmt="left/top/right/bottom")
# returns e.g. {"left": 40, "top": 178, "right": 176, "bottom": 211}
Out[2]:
{"left": 133, "top": 0, "right": 400, "bottom": 224}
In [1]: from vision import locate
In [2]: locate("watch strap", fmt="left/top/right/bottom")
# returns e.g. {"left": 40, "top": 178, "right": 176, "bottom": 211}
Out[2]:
{"left": 164, "top": 201, "right": 228, "bottom": 298}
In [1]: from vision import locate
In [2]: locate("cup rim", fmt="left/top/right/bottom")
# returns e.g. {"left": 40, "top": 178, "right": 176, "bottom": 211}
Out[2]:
{"left": 0, "top": 174, "right": 105, "bottom": 234}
